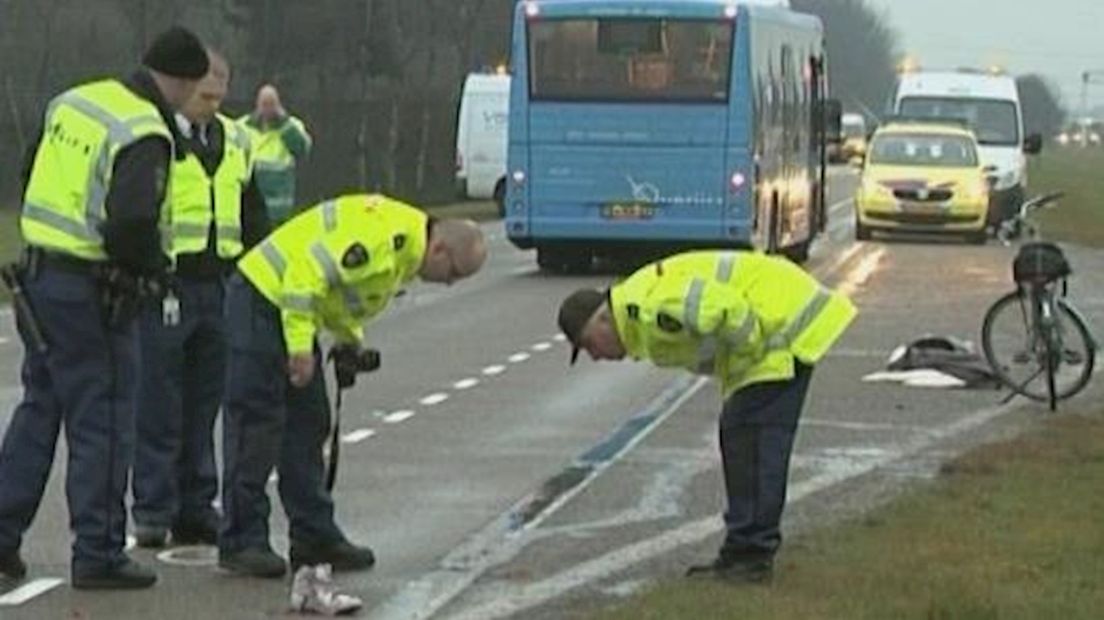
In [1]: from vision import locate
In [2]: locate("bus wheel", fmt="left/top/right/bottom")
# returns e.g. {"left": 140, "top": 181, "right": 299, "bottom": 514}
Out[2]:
{"left": 493, "top": 179, "right": 506, "bottom": 219}
{"left": 784, "top": 241, "right": 811, "bottom": 264}
{"left": 855, "top": 220, "right": 872, "bottom": 241}
{"left": 537, "top": 247, "right": 592, "bottom": 274}
{"left": 766, "top": 197, "right": 781, "bottom": 253}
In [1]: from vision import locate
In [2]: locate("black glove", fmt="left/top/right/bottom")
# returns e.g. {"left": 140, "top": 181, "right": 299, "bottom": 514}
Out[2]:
{"left": 328, "top": 345, "right": 381, "bottom": 389}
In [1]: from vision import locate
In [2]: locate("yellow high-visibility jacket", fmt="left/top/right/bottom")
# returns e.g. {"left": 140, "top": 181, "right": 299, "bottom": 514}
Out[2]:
{"left": 238, "top": 194, "right": 427, "bottom": 354}
{"left": 22, "top": 79, "right": 173, "bottom": 260}
{"left": 610, "top": 250, "right": 857, "bottom": 397}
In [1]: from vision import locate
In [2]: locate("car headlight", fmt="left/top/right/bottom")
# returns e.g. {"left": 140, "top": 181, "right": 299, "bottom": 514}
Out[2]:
{"left": 862, "top": 178, "right": 890, "bottom": 197}
{"left": 964, "top": 178, "right": 989, "bottom": 199}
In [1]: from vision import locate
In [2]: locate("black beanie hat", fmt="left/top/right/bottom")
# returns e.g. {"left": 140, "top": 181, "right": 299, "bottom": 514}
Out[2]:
{"left": 142, "top": 26, "right": 209, "bottom": 79}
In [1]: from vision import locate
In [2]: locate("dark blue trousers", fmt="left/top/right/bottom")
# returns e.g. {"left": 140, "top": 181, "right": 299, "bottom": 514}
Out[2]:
{"left": 218, "top": 273, "right": 345, "bottom": 553}
{"left": 0, "top": 265, "right": 137, "bottom": 574}
{"left": 718, "top": 363, "right": 813, "bottom": 560}
{"left": 132, "top": 277, "right": 224, "bottom": 530}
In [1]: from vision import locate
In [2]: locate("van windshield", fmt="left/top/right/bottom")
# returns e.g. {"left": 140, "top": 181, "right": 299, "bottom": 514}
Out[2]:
{"left": 898, "top": 97, "right": 1019, "bottom": 146}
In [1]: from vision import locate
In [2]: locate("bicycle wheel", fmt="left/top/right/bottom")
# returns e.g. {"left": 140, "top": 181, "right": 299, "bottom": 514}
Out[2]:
{"left": 982, "top": 290, "right": 1096, "bottom": 403}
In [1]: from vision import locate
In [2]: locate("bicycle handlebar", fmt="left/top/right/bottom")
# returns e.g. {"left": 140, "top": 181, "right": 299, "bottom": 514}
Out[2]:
{"left": 1017, "top": 191, "right": 1065, "bottom": 218}
{"left": 996, "top": 191, "right": 1065, "bottom": 246}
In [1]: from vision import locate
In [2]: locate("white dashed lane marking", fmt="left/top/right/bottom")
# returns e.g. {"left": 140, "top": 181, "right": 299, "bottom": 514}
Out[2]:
{"left": 508, "top": 352, "right": 531, "bottom": 363}
{"left": 531, "top": 342, "right": 553, "bottom": 352}
{"left": 383, "top": 410, "right": 416, "bottom": 424}
{"left": 453, "top": 378, "right": 479, "bottom": 390}
{"left": 420, "top": 393, "right": 450, "bottom": 406}
{"left": 483, "top": 365, "right": 507, "bottom": 376}
{"left": 0, "top": 578, "right": 64, "bottom": 606}
{"left": 341, "top": 429, "right": 377, "bottom": 443}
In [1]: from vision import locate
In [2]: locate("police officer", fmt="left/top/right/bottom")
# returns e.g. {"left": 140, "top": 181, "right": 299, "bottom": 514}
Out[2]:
{"left": 132, "top": 51, "right": 270, "bottom": 548}
{"left": 219, "top": 194, "right": 487, "bottom": 577}
{"left": 0, "top": 28, "right": 208, "bottom": 589}
{"left": 557, "top": 250, "right": 856, "bottom": 584}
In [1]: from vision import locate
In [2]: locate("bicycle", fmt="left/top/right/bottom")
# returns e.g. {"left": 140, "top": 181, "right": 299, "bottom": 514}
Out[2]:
{"left": 981, "top": 192, "right": 1097, "bottom": 411}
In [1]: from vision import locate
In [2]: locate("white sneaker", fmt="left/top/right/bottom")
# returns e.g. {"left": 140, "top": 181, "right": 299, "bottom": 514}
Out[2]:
{"left": 290, "top": 563, "right": 363, "bottom": 616}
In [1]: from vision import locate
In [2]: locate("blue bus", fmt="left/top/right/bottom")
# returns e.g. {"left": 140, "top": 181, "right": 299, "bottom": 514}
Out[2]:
{"left": 503, "top": 0, "right": 840, "bottom": 270}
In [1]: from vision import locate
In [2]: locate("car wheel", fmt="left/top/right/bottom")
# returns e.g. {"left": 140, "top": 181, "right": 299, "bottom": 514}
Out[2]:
{"left": 966, "top": 230, "right": 988, "bottom": 245}
{"left": 855, "top": 218, "right": 872, "bottom": 241}
{"left": 493, "top": 179, "right": 506, "bottom": 219}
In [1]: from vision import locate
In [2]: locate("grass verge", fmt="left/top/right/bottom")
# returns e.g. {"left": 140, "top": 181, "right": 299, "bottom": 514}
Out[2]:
{"left": 1028, "top": 147, "right": 1104, "bottom": 247}
{"left": 596, "top": 407, "right": 1104, "bottom": 620}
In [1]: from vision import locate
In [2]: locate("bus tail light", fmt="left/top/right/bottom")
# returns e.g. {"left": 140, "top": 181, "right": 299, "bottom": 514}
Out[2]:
{"left": 512, "top": 170, "right": 527, "bottom": 185}
{"left": 730, "top": 172, "right": 747, "bottom": 192}
{"left": 524, "top": 2, "right": 540, "bottom": 18}
{"left": 723, "top": 4, "right": 738, "bottom": 19}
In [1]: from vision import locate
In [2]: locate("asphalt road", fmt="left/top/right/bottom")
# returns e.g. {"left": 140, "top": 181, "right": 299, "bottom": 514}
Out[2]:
{"left": 1, "top": 167, "right": 1101, "bottom": 619}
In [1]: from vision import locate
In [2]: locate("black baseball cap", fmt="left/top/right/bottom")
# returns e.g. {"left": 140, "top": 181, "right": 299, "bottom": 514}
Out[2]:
{"left": 142, "top": 26, "right": 209, "bottom": 79}
{"left": 557, "top": 288, "right": 608, "bottom": 365}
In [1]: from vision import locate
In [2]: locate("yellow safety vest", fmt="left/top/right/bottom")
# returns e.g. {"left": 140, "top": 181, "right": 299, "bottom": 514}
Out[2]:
{"left": 238, "top": 114, "right": 310, "bottom": 219}
{"left": 22, "top": 79, "right": 173, "bottom": 261}
{"left": 610, "top": 250, "right": 857, "bottom": 397}
{"left": 170, "top": 114, "right": 252, "bottom": 259}
{"left": 241, "top": 115, "right": 309, "bottom": 172}
{"left": 238, "top": 194, "right": 428, "bottom": 354}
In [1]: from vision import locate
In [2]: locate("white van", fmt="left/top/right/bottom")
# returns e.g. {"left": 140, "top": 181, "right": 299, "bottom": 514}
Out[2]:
{"left": 892, "top": 69, "right": 1042, "bottom": 224}
{"left": 455, "top": 73, "right": 510, "bottom": 213}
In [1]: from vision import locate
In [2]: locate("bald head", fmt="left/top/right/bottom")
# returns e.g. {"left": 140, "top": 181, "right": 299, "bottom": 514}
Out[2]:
{"left": 255, "top": 83, "right": 284, "bottom": 121}
{"left": 182, "top": 50, "right": 229, "bottom": 123}
{"left": 420, "top": 219, "right": 487, "bottom": 285}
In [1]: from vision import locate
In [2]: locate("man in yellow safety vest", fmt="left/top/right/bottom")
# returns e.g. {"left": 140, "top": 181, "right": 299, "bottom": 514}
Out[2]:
{"left": 558, "top": 250, "right": 856, "bottom": 584}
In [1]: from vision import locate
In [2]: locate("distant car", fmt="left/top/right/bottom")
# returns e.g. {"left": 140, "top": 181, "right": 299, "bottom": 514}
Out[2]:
{"left": 855, "top": 120, "right": 990, "bottom": 244}
{"left": 840, "top": 113, "right": 868, "bottom": 162}
{"left": 1056, "top": 118, "right": 1102, "bottom": 147}
{"left": 455, "top": 72, "right": 510, "bottom": 216}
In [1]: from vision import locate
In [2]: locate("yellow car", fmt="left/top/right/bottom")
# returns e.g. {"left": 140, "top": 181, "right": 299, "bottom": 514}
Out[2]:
{"left": 855, "top": 121, "right": 990, "bottom": 243}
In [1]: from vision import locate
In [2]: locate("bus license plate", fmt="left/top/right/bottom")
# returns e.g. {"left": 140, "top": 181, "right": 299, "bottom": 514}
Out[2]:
{"left": 602, "top": 203, "right": 655, "bottom": 220}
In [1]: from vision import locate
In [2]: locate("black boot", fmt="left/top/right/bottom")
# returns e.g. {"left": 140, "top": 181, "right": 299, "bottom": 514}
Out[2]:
{"left": 0, "top": 549, "right": 27, "bottom": 581}
{"left": 171, "top": 517, "right": 218, "bottom": 546}
{"left": 290, "top": 540, "right": 375, "bottom": 572}
{"left": 686, "top": 554, "right": 773, "bottom": 584}
{"left": 133, "top": 524, "right": 169, "bottom": 549}
{"left": 72, "top": 558, "right": 157, "bottom": 590}
{"left": 218, "top": 547, "right": 287, "bottom": 578}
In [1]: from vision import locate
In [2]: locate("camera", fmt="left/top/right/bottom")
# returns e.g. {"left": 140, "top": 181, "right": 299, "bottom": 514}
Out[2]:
{"left": 329, "top": 345, "right": 381, "bottom": 389}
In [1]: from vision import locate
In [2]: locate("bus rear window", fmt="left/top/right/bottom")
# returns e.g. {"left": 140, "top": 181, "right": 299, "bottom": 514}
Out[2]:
{"left": 528, "top": 18, "right": 733, "bottom": 103}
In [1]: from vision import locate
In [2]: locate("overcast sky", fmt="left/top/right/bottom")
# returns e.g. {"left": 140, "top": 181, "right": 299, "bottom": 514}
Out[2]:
{"left": 864, "top": 0, "right": 1104, "bottom": 114}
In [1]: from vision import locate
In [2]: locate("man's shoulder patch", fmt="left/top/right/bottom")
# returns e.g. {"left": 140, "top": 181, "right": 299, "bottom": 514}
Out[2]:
{"left": 341, "top": 243, "right": 370, "bottom": 269}
{"left": 657, "top": 312, "right": 683, "bottom": 333}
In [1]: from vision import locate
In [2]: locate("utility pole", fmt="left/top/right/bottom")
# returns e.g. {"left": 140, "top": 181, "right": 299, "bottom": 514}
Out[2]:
{"left": 1080, "top": 70, "right": 1104, "bottom": 147}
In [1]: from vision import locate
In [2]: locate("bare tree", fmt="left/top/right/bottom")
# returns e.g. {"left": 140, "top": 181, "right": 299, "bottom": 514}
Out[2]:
{"left": 792, "top": 0, "right": 900, "bottom": 121}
